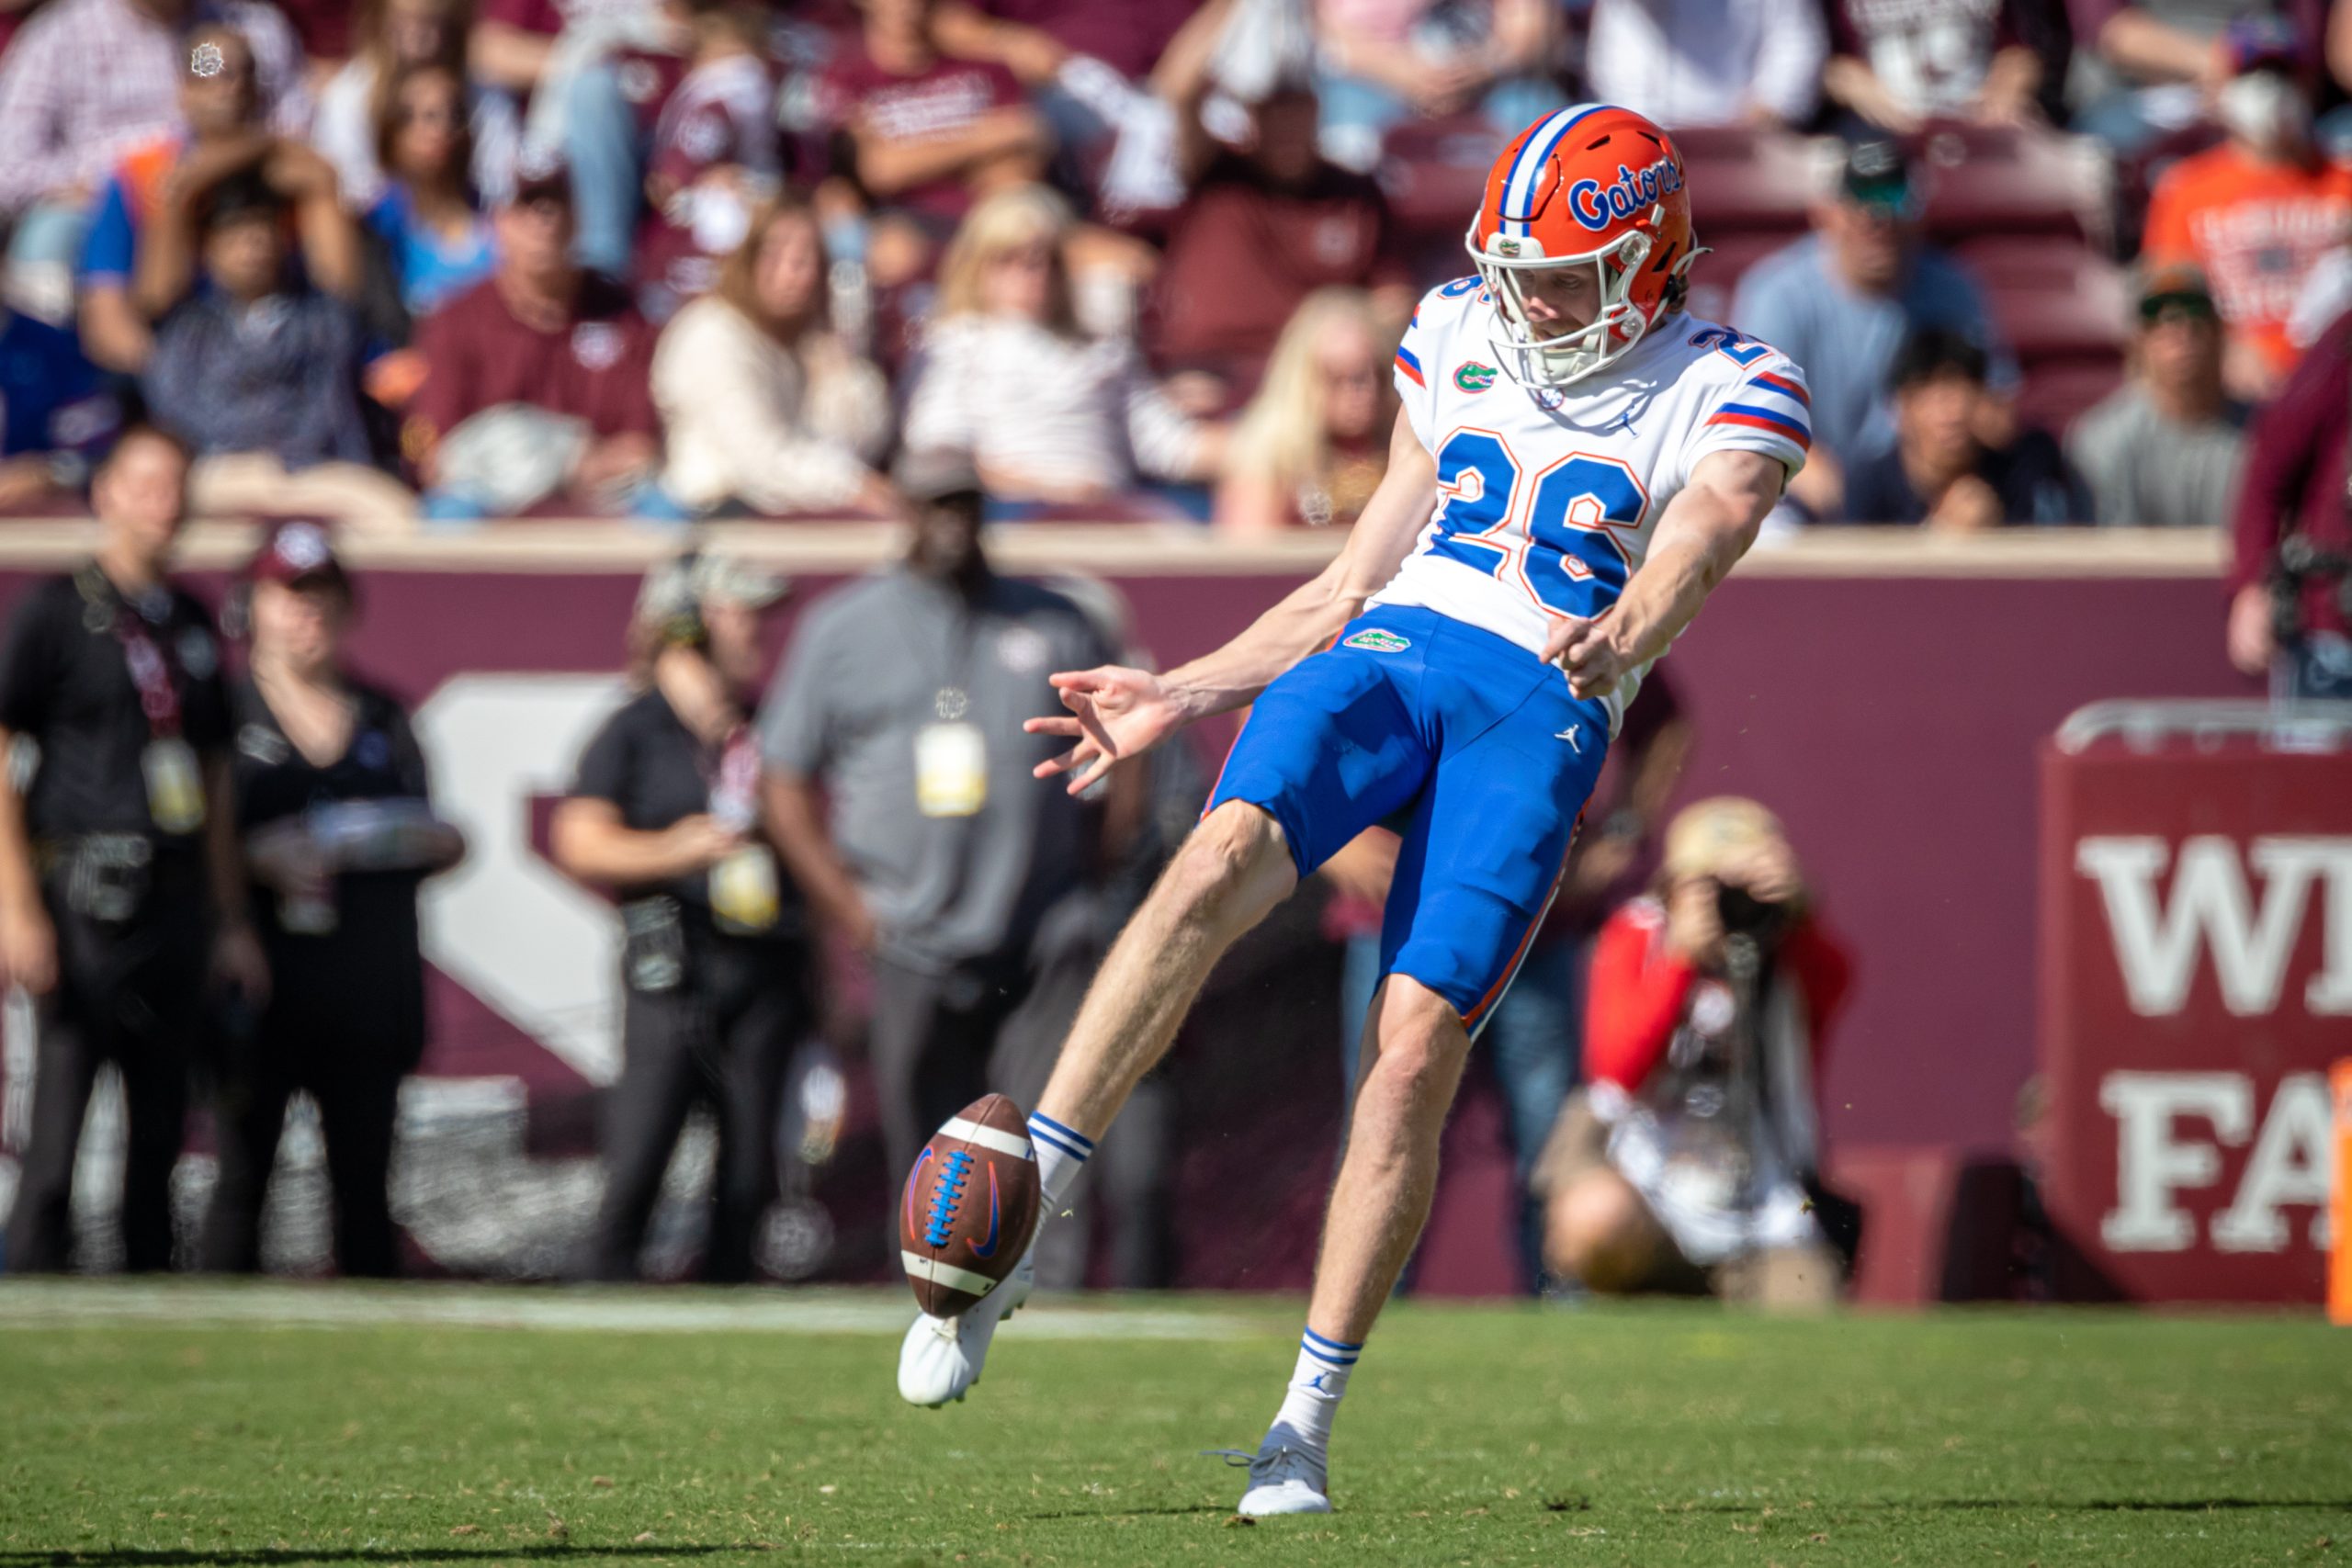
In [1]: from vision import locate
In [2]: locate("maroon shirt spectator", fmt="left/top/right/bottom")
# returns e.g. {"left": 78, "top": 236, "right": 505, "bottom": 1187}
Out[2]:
{"left": 825, "top": 53, "right": 1028, "bottom": 222}
{"left": 1145, "top": 100, "right": 1411, "bottom": 400}
{"left": 828, "top": 0, "right": 1048, "bottom": 253}
{"left": 964, "top": 0, "right": 1193, "bottom": 82}
{"left": 406, "top": 271, "right": 661, "bottom": 447}
{"left": 403, "top": 161, "right": 661, "bottom": 498}
{"left": 636, "top": 32, "right": 777, "bottom": 321}
{"left": 2225, "top": 307, "right": 2352, "bottom": 671}
{"left": 273, "top": 0, "right": 353, "bottom": 59}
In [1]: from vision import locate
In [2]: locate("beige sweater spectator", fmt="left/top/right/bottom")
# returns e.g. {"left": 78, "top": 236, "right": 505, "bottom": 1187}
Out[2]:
{"left": 904, "top": 316, "right": 1210, "bottom": 498}
{"left": 651, "top": 295, "right": 892, "bottom": 515}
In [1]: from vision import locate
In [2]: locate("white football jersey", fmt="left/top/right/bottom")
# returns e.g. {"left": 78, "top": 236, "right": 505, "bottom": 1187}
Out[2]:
{"left": 1369, "top": 276, "right": 1813, "bottom": 728}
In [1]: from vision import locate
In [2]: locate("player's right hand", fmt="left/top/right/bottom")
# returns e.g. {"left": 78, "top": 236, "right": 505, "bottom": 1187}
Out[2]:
{"left": 1024, "top": 666, "right": 1183, "bottom": 795}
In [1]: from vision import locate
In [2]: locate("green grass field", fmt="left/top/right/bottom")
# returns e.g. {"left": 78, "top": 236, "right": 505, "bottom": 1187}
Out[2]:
{"left": 0, "top": 1282, "right": 2346, "bottom": 1568}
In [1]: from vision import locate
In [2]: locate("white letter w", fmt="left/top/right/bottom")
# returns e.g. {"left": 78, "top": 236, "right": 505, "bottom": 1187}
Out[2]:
{"left": 2074, "top": 837, "right": 2337, "bottom": 1017}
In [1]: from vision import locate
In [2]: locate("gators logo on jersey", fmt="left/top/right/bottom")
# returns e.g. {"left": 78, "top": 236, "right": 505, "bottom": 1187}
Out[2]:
{"left": 1454, "top": 362, "right": 1498, "bottom": 393}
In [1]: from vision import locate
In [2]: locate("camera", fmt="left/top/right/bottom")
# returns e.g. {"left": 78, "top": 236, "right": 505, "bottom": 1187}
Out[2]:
{"left": 1717, "top": 883, "right": 1790, "bottom": 942}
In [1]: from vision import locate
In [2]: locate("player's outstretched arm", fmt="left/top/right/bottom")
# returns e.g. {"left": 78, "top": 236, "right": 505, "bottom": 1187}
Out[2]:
{"left": 1024, "top": 409, "right": 1439, "bottom": 793}
{"left": 1545, "top": 448, "right": 1782, "bottom": 702}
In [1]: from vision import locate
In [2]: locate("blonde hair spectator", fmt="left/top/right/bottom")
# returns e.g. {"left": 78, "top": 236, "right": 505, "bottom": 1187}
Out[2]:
{"left": 904, "top": 185, "right": 1225, "bottom": 504}
{"left": 932, "top": 183, "right": 1082, "bottom": 337}
{"left": 1216, "top": 288, "right": 1393, "bottom": 536}
{"left": 651, "top": 194, "right": 894, "bottom": 517}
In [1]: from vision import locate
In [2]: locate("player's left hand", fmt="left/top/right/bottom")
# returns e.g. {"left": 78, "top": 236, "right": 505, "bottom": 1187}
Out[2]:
{"left": 1545, "top": 614, "right": 1629, "bottom": 702}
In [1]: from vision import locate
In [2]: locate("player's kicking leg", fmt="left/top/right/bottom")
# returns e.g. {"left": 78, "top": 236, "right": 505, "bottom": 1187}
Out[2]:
{"left": 1226, "top": 973, "right": 1470, "bottom": 1514}
{"left": 897, "top": 799, "right": 1300, "bottom": 1405}
{"left": 899, "top": 617, "right": 1433, "bottom": 1409}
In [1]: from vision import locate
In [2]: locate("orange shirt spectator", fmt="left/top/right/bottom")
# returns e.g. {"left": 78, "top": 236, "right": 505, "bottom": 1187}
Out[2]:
{"left": 2143, "top": 144, "right": 2352, "bottom": 392}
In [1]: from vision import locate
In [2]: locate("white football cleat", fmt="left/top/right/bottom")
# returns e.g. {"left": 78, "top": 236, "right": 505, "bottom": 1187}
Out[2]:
{"left": 1219, "top": 1428, "right": 1333, "bottom": 1516}
{"left": 897, "top": 1246, "right": 1033, "bottom": 1407}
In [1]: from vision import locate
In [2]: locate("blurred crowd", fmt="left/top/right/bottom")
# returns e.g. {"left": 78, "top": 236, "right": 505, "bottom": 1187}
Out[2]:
{"left": 0, "top": 0, "right": 2346, "bottom": 536}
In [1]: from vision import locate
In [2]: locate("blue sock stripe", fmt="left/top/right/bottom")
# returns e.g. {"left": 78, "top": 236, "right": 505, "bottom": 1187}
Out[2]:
{"left": 1027, "top": 1123, "right": 1092, "bottom": 1162}
{"left": 1301, "top": 1327, "right": 1364, "bottom": 1355}
{"left": 1298, "top": 1337, "right": 1359, "bottom": 1367}
{"left": 1027, "top": 1111, "right": 1094, "bottom": 1154}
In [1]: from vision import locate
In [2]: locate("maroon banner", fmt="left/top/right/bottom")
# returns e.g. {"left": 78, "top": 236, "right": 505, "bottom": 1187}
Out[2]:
{"left": 2039, "top": 737, "right": 2350, "bottom": 1303}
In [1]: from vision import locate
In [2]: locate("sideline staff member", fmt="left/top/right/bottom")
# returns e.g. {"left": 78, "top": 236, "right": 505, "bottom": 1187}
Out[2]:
{"left": 201, "top": 522, "right": 465, "bottom": 1277}
{"left": 554, "top": 550, "right": 807, "bottom": 1283}
{"left": 0, "top": 426, "right": 266, "bottom": 1272}
{"left": 762, "top": 449, "right": 1123, "bottom": 1190}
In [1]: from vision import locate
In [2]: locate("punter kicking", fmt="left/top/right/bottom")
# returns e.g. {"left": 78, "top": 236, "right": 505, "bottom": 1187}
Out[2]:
{"left": 897, "top": 104, "right": 1814, "bottom": 1517}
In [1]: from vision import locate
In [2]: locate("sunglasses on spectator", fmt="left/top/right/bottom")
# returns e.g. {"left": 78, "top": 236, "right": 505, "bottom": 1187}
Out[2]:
{"left": 988, "top": 243, "right": 1055, "bottom": 271}
{"left": 2140, "top": 295, "right": 2216, "bottom": 325}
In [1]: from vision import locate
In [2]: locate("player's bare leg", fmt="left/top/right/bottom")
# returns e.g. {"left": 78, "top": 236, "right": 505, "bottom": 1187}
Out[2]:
{"left": 1229, "top": 975, "right": 1471, "bottom": 1515}
{"left": 898, "top": 800, "right": 1297, "bottom": 1407}
{"left": 1310, "top": 976, "right": 1471, "bottom": 1339}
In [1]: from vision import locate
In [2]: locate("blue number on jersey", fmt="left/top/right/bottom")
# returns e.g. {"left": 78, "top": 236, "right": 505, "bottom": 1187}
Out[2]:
{"left": 1690, "top": 324, "right": 1772, "bottom": 368}
{"left": 1427, "top": 430, "right": 1517, "bottom": 579}
{"left": 1425, "top": 431, "right": 1645, "bottom": 619}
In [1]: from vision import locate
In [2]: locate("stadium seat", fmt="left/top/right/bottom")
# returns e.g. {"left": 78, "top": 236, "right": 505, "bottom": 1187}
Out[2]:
{"left": 1986, "top": 254, "right": 2131, "bottom": 363}
{"left": 1949, "top": 232, "right": 2102, "bottom": 289}
{"left": 1915, "top": 122, "right": 2111, "bottom": 249}
{"left": 2014, "top": 359, "right": 2127, "bottom": 440}
{"left": 1379, "top": 115, "right": 1510, "bottom": 241}
{"left": 1677, "top": 127, "right": 1821, "bottom": 240}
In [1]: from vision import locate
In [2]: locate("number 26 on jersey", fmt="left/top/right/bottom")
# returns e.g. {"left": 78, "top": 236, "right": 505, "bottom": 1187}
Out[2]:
{"left": 1422, "top": 427, "right": 1649, "bottom": 623}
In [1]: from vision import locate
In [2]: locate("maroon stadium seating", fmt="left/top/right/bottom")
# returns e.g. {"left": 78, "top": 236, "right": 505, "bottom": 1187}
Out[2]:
{"left": 1674, "top": 125, "right": 1820, "bottom": 239}
{"left": 2013, "top": 359, "right": 2127, "bottom": 440}
{"left": 1915, "top": 122, "right": 2110, "bottom": 247}
{"left": 1986, "top": 251, "right": 2131, "bottom": 363}
{"left": 1379, "top": 114, "right": 1510, "bottom": 241}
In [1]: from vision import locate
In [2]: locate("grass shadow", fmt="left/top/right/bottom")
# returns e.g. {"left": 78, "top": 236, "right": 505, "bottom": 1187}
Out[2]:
{"left": 1679, "top": 1497, "right": 2352, "bottom": 1516}
{"left": 0, "top": 1546, "right": 777, "bottom": 1567}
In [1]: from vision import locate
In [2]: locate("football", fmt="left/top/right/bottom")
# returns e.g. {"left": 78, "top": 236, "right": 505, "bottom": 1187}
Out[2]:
{"left": 900, "top": 1093, "right": 1041, "bottom": 1317}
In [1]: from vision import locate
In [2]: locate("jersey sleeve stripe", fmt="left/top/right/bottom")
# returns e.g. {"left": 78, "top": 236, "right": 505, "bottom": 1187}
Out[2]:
{"left": 1713, "top": 400, "right": 1810, "bottom": 439}
{"left": 1394, "top": 344, "right": 1426, "bottom": 386}
{"left": 1749, "top": 371, "right": 1810, "bottom": 408}
{"left": 1707, "top": 409, "right": 1813, "bottom": 451}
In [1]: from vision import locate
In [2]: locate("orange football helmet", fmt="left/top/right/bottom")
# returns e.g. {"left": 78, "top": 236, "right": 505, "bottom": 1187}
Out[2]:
{"left": 1464, "top": 104, "right": 1700, "bottom": 388}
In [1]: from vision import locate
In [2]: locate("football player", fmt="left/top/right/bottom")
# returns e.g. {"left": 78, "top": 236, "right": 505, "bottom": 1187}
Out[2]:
{"left": 898, "top": 104, "right": 1813, "bottom": 1517}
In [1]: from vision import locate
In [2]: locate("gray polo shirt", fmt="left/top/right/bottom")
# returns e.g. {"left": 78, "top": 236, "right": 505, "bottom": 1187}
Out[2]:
{"left": 760, "top": 566, "right": 1114, "bottom": 974}
{"left": 2064, "top": 382, "right": 2249, "bottom": 529}
{"left": 1731, "top": 234, "right": 2017, "bottom": 465}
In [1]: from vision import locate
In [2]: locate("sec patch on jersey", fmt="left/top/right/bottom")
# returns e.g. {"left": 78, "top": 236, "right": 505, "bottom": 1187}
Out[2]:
{"left": 901, "top": 1094, "right": 1041, "bottom": 1316}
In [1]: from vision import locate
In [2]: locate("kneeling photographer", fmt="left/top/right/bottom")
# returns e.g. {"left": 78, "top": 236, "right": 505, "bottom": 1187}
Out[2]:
{"left": 1535, "top": 797, "right": 1854, "bottom": 1309}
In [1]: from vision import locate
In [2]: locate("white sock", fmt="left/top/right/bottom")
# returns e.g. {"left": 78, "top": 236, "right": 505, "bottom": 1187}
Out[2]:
{"left": 1269, "top": 1327, "right": 1361, "bottom": 1461}
{"left": 1025, "top": 1111, "right": 1093, "bottom": 1219}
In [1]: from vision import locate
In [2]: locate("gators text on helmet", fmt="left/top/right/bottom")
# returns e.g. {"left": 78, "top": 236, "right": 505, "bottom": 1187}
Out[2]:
{"left": 1466, "top": 104, "right": 1700, "bottom": 389}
